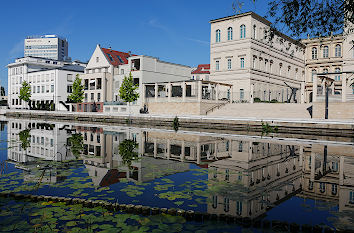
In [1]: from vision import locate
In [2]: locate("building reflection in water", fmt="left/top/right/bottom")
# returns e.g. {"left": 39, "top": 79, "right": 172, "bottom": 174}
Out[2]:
{"left": 6, "top": 119, "right": 354, "bottom": 223}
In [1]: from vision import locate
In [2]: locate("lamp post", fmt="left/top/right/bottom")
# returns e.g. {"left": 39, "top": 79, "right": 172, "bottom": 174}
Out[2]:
{"left": 317, "top": 74, "right": 334, "bottom": 119}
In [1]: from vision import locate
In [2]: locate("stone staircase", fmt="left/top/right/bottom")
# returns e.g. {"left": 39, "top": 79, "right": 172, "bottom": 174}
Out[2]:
{"left": 207, "top": 103, "right": 312, "bottom": 119}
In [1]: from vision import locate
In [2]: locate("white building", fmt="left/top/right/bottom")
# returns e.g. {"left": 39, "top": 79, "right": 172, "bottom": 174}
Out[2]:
{"left": 7, "top": 56, "right": 85, "bottom": 110}
{"left": 25, "top": 35, "right": 69, "bottom": 61}
{"left": 79, "top": 45, "right": 191, "bottom": 114}
{"left": 191, "top": 64, "right": 210, "bottom": 81}
{"left": 209, "top": 12, "right": 306, "bottom": 103}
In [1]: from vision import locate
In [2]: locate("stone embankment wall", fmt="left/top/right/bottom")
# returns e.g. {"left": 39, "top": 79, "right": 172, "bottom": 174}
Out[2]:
{"left": 4, "top": 110, "right": 354, "bottom": 137}
{"left": 313, "top": 102, "right": 354, "bottom": 120}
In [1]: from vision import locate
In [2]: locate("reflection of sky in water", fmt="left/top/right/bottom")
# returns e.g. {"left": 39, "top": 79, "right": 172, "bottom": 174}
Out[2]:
{"left": 1, "top": 120, "right": 354, "bottom": 231}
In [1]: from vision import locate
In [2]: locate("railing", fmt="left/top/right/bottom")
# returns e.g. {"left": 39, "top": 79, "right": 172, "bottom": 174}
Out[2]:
{"left": 205, "top": 101, "right": 229, "bottom": 115}
{"left": 103, "top": 101, "right": 126, "bottom": 106}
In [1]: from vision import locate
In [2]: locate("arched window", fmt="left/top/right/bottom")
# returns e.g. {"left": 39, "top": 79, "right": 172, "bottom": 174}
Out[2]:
{"left": 311, "top": 69, "right": 317, "bottom": 82}
{"left": 323, "top": 46, "right": 329, "bottom": 58}
{"left": 320, "top": 182, "right": 326, "bottom": 193}
{"left": 227, "top": 27, "right": 233, "bottom": 40}
{"left": 216, "top": 29, "right": 221, "bottom": 42}
{"left": 240, "top": 24, "right": 246, "bottom": 39}
{"left": 335, "top": 44, "right": 342, "bottom": 57}
{"left": 224, "top": 198, "right": 230, "bottom": 212}
{"left": 323, "top": 68, "right": 328, "bottom": 74}
{"left": 312, "top": 47, "right": 318, "bottom": 59}
{"left": 236, "top": 201, "right": 242, "bottom": 215}
{"left": 253, "top": 25, "right": 257, "bottom": 39}
{"left": 335, "top": 68, "right": 341, "bottom": 81}
{"left": 212, "top": 195, "right": 218, "bottom": 209}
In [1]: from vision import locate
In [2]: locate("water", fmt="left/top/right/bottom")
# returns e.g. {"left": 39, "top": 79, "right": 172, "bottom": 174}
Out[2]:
{"left": 1, "top": 118, "right": 354, "bottom": 232}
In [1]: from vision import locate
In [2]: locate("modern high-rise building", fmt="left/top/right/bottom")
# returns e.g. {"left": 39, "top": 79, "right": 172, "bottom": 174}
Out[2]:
{"left": 24, "top": 35, "right": 69, "bottom": 61}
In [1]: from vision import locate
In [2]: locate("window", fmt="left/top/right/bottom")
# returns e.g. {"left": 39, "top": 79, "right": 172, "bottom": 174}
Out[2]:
{"left": 121, "top": 69, "right": 124, "bottom": 75}
{"left": 252, "top": 57, "right": 256, "bottom": 69}
{"left": 37, "top": 86, "right": 40, "bottom": 93}
{"left": 323, "top": 68, "right": 328, "bottom": 74}
{"left": 116, "top": 55, "right": 123, "bottom": 63}
{"left": 91, "top": 93, "right": 94, "bottom": 101}
{"left": 240, "top": 24, "right": 246, "bottom": 39}
{"left": 51, "top": 85, "right": 54, "bottom": 93}
{"left": 96, "top": 57, "right": 99, "bottom": 63}
{"left": 236, "top": 201, "right": 242, "bottom": 215}
{"left": 240, "top": 58, "right": 245, "bottom": 68}
{"left": 312, "top": 47, "right": 318, "bottom": 59}
{"left": 224, "top": 197, "right": 229, "bottom": 212}
{"left": 309, "top": 181, "right": 313, "bottom": 190}
{"left": 212, "top": 196, "right": 218, "bottom": 209}
{"left": 332, "top": 162, "right": 339, "bottom": 172}
{"left": 238, "top": 141, "right": 243, "bottom": 152}
{"left": 320, "top": 182, "right": 326, "bottom": 193}
{"left": 332, "top": 184, "right": 338, "bottom": 195}
{"left": 225, "top": 169, "right": 229, "bottom": 181}
{"left": 107, "top": 53, "right": 114, "bottom": 61}
{"left": 67, "top": 85, "right": 72, "bottom": 93}
{"left": 350, "top": 191, "right": 354, "bottom": 204}
{"left": 84, "top": 93, "right": 88, "bottom": 102}
{"left": 352, "top": 84, "right": 354, "bottom": 94}
{"left": 97, "top": 93, "right": 101, "bottom": 101}
{"left": 253, "top": 25, "right": 257, "bottom": 39}
{"left": 335, "top": 44, "right": 341, "bottom": 57}
{"left": 311, "top": 69, "right": 317, "bottom": 82}
{"left": 227, "top": 27, "right": 233, "bottom": 40}
{"left": 216, "top": 29, "right": 221, "bottom": 42}
{"left": 323, "top": 46, "right": 329, "bottom": 58}
{"left": 227, "top": 59, "right": 232, "bottom": 70}
{"left": 240, "top": 89, "right": 244, "bottom": 100}
{"left": 42, "top": 86, "right": 45, "bottom": 93}
{"left": 216, "top": 60, "right": 220, "bottom": 71}
{"left": 335, "top": 68, "right": 341, "bottom": 81}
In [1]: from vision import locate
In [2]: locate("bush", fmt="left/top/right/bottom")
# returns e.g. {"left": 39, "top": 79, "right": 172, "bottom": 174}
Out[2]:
{"left": 254, "top": 97, "right": 261, "bottom": 103}
{"left": 270, "top": 99, "right": 278, "bottom": 103}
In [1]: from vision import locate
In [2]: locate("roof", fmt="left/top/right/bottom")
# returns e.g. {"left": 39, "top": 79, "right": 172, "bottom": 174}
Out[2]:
{"left": 101, "top": 47, "right": 133, "bottom": 66}
{"left": 192, "top": 64, "right": 210, "bottom": 74}
{"left": 210, "top": 11, "right": 271, "bottom": 26}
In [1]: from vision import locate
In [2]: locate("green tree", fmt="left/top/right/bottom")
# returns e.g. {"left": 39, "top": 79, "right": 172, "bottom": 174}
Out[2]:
{"left": 19, "top": 81, "right": 31, "bottom": 103}
{"left": 19, "top": 129, "right": 31, "bottom": 150}
{"left": 0, "top": 87, "right": 5, "bottom": 96}
{"left": 68, "top": 133, "right": 84, "bottom": 158}
{"left": 68, "top": 74, "right": 84, "bottom": 103}
{"left": 119, "top": 72, "right": 139, "bottom": 121}
{"left": 118, "top": 139, "right": 139, "bottom": 167}
{"left": 233, "top": 0, "right": 354, "bottom": 37}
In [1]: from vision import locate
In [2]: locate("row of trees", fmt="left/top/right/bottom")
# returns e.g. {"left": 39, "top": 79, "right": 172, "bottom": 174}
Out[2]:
{"left": 19, "top": 73, "right": 139, "bottom": 110}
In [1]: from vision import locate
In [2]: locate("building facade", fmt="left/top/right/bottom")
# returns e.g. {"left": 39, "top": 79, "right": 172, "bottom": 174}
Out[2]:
{"left": 209, "top": 12, "right": 306, "bottom": 103}
{"left": 191, "top": 64, "right": 210, "bottom": 81}
{"left": 25, "top": 35, "right": 69, "bottom": 61}
{"left": 7, "top": 57, "right": 85, "bottom": 110}
{"left": 79, "top": 45, "right": 191, "bottom": 114}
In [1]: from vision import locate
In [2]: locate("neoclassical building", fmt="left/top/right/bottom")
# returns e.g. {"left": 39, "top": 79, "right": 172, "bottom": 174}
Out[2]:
{"left": 209, "top": 12, "right": 306, "bottom": 103}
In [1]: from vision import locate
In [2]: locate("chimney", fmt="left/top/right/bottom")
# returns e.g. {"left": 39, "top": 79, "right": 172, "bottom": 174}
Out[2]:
{"left": 108, "top": 46, "right": 112, "bottom": 52}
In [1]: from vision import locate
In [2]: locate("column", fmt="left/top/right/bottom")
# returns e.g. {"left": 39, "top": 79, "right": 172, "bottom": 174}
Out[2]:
{"left": 299, "top": 145, "right": 304, "bottom": 167}
{"left": 154, "top": 83, "right": 158, "bottom": 101}
{"left": 166, "top": 139, "right": 171, "bottom": 159}
{"left": 250, "top": 84, "right": 254, "bottom": 103}
{"left": 215, "top": 84, "right": 219, "bottom": 103}
{"left": 180, "top": 141, "right": 185, "bottom": 162}
{"left": 339, "top": 156, "right": 344, "bottom": 186}
{"left": 229, "top": 86, "right": 233, "bottom": 103}
{"left": 168, "top": 83, "right": 172, "bottom": 102}
{"left": 182, "top": 82, "right": 186, "bottom": 102}
{"left": 310, "top": 152, "right": 315, "bottom": 181}
{"left": 342, "top": 75, "right": 347, "bottom": 102}
{"left": 196, "top": 142, "right": 201, "bottom": 164}
{"left": 141, "top": 84, "right": 146, "bottom": 106}
{"left": 321, "top": 80, "right": 326, "bottom": 96}
{"left": 140, "top": 134, "right": 145, "bottom": 155}
{"left": 300, "top": 81, "right": 305, "bottom": 104}
{"left": 153, "top": 138, "right": 157, "bottom": 158}
{"left": 198, "top": 81, "right": 202, "bottom": 102}
{"left": 313, "top": 75, "right": 317, "bottom": 102}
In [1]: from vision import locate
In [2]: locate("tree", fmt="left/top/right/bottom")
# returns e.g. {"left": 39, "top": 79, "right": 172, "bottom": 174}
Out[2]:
{"left": 233, "top": 0, "right": 354, "bottom": 37}
{"left": 68, "top": 74, "right": 84, "bottom": 103}
{"left": 67, "top": 133, "right": 83, "bottom": 158}
{"left": 19, "top": 129, "right": 31, "bottom": 150}
{"left": 118, "top": 139, "right": 139, "bottom": 168}
{"left": 19, "top": 81, "right": 31, "bottom": 103}
{"left": 119, "top": 72, "right": 139, "bottom": 119}
{"left": 0, "top": 87, "right": 5, "bottom": 96}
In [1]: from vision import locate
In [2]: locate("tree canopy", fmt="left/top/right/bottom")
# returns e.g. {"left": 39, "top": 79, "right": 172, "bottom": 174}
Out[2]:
{"left": 68, "top": 74, "right": 84, "bottom": 103}
{"left": 68, "top": 133, "right": 84, "bottom": 158}
{"left": 119, "top": 72, "right": 139, "bottom": 104}
{"left": 19, "top": 129, "right": 31, "bottom": 150}
{"left": 118, "top": 139, "right": 139, "bottom": 167}
{"left": 19, "top": 81, "right": 31, "bottom": 103}
{"left": 234, "top": 0, "right": 354, "bottom": 37}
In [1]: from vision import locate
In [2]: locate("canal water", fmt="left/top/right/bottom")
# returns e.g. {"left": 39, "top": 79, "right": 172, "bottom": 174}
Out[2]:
{"left": 0, "top": 118, "right": 353, "bottom": 232}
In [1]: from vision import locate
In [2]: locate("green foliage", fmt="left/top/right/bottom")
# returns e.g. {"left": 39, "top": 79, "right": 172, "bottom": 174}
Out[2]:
{"left": 18, "top": 129, "right": 31, "bottom": 150}
{"left": 261, "top": 122, "right": 278, "bottom": 135}
{"left": 68, "top": 75, "right": 84, "bottom": 103}
{"left": 0, "top": 86, "right": 5, "bottom": 96}
{"left": 19, "top": 81, "right": 31, "bottom": 103}
{"left": 68, "top": 133, "right": 84, "bottom": 157}
{"left": 118, "top": 139, "right": 139, "bottom": 167}
{"left": 172, "top": 116, "right": 180, "bottom": 132}
{"left": 119, "top": 72, "right": 139, "bottom": 104}
{"left": 270, "top": 99, "right": 278, "bottom": 103}
{"left": 254, "top": 97, "right": 261, "bottom": 103}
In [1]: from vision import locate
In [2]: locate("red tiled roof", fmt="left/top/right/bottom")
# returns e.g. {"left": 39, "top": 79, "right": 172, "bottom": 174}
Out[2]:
{"left": 101, "top": 47, "right": 133, "bottom": 66}
{"left": 191, "top": 64, "right": 210, "bottom": 74}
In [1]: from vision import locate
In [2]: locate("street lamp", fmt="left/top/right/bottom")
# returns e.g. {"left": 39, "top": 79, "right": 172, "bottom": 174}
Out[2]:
{"left": 317, "top": 74, "right": 334, "bottom": 119}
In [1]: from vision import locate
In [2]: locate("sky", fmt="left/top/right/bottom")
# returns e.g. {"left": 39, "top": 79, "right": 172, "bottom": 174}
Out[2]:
{"left": 0, "top": 0, "right": 273, "bottom": 92}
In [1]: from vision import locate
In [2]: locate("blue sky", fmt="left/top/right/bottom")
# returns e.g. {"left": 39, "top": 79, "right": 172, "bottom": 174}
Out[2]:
{"left": 0, "top": 0, "right": 273, "bottom": 92}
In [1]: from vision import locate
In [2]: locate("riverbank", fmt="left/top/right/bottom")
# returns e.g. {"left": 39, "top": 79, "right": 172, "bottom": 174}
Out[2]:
{"left": 4, "top": 109, "right": 354, "bottom": 137}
